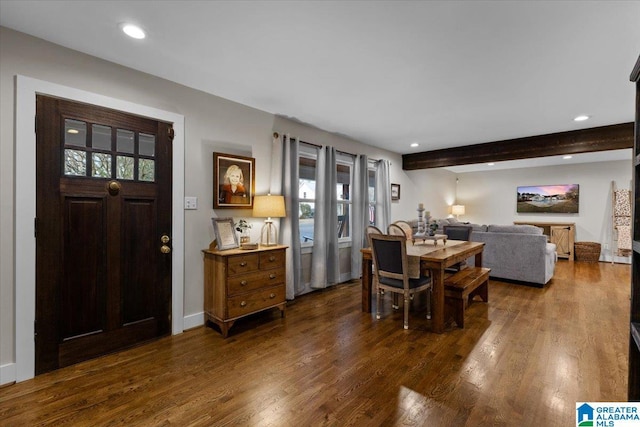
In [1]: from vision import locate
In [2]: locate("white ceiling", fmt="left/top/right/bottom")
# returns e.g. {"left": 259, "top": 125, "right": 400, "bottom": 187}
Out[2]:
{"left": 1, "top": 1, "right": 639, "bottom": 162}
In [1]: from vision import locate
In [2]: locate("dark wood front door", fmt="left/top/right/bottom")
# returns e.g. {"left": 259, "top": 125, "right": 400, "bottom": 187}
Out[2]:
{"left": 35, "top": 96, "right": 173, "bottom": 375}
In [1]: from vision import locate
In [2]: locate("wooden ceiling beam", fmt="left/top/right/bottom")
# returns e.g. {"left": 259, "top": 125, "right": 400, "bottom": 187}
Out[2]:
{"left": 402, "top": 122, "right": 634, "bottom": 170}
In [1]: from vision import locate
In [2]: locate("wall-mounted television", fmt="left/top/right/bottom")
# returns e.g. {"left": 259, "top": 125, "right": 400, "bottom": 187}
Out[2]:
{"left": 516, "top": 184, "right": 579, "bottom": 213}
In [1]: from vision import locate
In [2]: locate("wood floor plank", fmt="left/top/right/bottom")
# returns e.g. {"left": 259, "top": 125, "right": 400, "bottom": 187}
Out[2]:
{"left": 0, "top": 261, "right": 630, "bottom": 426}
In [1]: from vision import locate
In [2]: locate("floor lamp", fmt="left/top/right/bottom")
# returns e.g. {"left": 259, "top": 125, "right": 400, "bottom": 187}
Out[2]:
{"left": 253, "top": 194, "right": 286, "bottom": 246}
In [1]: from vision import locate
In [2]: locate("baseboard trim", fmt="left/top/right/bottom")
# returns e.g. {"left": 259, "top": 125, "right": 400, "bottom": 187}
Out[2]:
{"left": 1, "top": 363, "right": 16, "bottom": 386}
{"left": 183, "top": 312, "right": 205, "bottom": 331}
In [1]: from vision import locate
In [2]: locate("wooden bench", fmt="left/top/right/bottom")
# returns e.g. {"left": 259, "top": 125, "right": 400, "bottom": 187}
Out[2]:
{"left": 444, "top": 267, "right": 490, "bottom": 328}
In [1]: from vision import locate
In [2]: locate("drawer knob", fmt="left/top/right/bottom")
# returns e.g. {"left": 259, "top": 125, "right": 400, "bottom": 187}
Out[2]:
{"left": 240, "top": 280, "right": 248, "bottom": 286}
{"left": 269, "top": 293, "right": 276, "bottom": 299}
{"left": 240, "top": 301, "right": 247, "bottom": 307}
{"left": 269, "top": 273, "right": 276, "bottom": 279}
{"left": 269, "top": 256, "right": 275, "bottom": 262}
{"left": 240, "top": 261, "right": 247, "bottom": 267}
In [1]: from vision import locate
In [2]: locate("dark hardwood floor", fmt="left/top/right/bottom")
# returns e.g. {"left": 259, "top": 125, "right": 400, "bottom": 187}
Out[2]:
{"left": 0, "top": 260, "right": 630, "bottom": 426}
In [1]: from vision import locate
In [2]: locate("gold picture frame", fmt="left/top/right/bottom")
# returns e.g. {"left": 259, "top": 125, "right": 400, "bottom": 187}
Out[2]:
{"left": 213, "top": 152, "right": 255, "bottom": 209}
{"left": 211, "top": 217, "right": 239, "bottom": 250}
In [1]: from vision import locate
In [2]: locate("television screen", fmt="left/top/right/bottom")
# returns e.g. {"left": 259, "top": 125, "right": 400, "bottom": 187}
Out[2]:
{"left": 517, "top": 184, "right": 579, "bottom": 213}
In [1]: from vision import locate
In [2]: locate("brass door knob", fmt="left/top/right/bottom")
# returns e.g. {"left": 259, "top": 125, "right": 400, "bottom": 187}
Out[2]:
{"left": 160, "top": 245, "right": 171, "bottom": 254}
{"left": 107, "top": 180, "right": 121, "bottom": 195}
{"left": 161, "top": 235, "right": 170, "bottom": 244}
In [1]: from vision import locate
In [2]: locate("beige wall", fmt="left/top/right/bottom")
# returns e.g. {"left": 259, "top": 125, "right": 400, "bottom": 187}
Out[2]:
{"left": 455, "top": 160, "right": 633, "bottom": 262}
{"left": 1, "top": 27, "right": 420, "bottom": 381}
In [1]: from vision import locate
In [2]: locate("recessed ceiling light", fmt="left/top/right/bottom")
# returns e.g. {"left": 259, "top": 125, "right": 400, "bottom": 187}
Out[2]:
{"left": 563, "top": 155, "right": 573, "bottom": 159}
{"left": 487, "top": 163, "right": 495, "bottom": 166}
{"left": 410, "top": 143, "right": 419, "bottom": 148}
{"left": 122, "top": 24, "right": 146, "bottom": 39}
{"left": 67, "top": 129, "right": 79, "bottom": 134}
{"left": 574, "top": 115, "right": 590, "bottom": 122}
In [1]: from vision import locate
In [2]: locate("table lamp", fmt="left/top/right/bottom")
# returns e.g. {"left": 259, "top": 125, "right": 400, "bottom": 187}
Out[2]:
{"left": 253, "top": 194, "right": 286, "bottom": 246}
{"left": 451, "top": 204, "right": 465, "bottom": 220}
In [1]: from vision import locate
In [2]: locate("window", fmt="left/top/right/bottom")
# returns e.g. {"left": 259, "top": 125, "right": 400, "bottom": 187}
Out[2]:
{"left": 299, "top": 155, "right": 316, "bottom": 244}
{"left": 368, "top": 164, "right": 377, "bottom": 225}
{"left": 297, "top": 146, "right": 353, "bottom": 245}
{"left": 337, "top": 161, "right": 351, "bottom": 240}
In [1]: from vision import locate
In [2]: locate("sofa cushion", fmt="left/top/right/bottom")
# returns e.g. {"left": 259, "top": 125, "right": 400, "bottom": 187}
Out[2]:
{"left": 487, "top": 224, "right": 542, "bottom": 235}
{"left": 437, "top": 219, "right": 451, "bottom": 228}
{"left": 469, "top": 224, "right": 487, "bottom": 232}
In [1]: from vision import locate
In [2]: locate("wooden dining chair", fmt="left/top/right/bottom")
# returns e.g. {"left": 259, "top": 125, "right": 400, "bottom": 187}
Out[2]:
{"left": 366, "top": 225, "right": 383, "bottom": 240}
{"left": 369, "top": 233, "right": 432, "bottom": 329}
{"left": 388, "top": 221, "right": 413, "bottom": 240}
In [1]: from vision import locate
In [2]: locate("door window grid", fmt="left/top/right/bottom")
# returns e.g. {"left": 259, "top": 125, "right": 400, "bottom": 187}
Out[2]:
{"left": 63, "top": 118, "right": 155, "bottom": 182}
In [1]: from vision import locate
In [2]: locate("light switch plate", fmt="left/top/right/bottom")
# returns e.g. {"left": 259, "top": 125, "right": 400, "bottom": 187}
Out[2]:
{"left": 184, "top": 196, "right": 198, "bottom": 210}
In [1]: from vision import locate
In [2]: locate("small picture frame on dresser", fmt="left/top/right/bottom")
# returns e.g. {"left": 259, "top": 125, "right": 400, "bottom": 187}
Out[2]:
{"left": 212, "top": 217, "right": 239, "bottom": 250}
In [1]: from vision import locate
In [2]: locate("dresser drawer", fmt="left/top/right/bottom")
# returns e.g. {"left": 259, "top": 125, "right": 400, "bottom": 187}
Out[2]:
{"left": 227, "top": 268, "right": 285, "bottom": 295}
{"left": 227, "top": 253, "right": 259, "bottom": 276}
{"left": 259, "top": 250, "right": 285, "bottom": 269}
{"left": 227, "top": 285, "right": 285, "bottom": 319}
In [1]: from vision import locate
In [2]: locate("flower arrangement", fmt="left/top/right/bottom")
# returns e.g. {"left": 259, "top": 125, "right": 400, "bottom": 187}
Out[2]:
{"left": 234, "top": 219, "right": 252, "bottom": 233}
{"left": 235, "top": 219, "right": 252, "bottom": 244}
{"left": 428, "top": 220, "right": 438, "bottom": 236}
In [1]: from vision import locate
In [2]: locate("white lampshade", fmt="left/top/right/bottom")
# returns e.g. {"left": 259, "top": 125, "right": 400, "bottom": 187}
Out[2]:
{"left": 452, "top": 205, "right": 465, "bottom": 218}
{"left": 253, "top": 194, "right": 286, "bottom": 246}
{"left": 253, "top": 195, "right": 286, "bottom": 219}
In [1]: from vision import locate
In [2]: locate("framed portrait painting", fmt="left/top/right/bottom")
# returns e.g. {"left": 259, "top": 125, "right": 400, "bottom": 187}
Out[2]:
{"left": 213, "top": 152, "right": 255, "bottom": 209}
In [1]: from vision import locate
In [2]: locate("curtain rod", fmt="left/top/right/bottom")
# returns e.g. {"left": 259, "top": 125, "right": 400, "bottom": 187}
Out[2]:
{"left": 273, "top": 132, "right": 383, "bottom": 163}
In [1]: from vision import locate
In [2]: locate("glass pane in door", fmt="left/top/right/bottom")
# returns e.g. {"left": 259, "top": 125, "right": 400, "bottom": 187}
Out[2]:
{"left": 92, "top": 153, "right": 112, "bottom": 178}
{"left": 64, "top": 149, "right": 86, "bottom": 176}
{"left": 116, "top": 155, "right": 134, "bottom": 180}
{"left": 64, "top": 119, "right": 86, "bottom": 147}
{"left": 92, "top": 124, "right": 112, "bottom": 150}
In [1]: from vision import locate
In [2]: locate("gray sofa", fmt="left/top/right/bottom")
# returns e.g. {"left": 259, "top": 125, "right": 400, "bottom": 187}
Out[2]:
{"left": 469, "top": 224, "right": 557, "bottom": 287}
{"left": 408, "top": 219, "right": 557, "bottom": 286}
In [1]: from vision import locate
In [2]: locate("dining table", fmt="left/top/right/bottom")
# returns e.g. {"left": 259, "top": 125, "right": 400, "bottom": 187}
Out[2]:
{"left": 360, "top": 240, "right": 485, "bottom": 334}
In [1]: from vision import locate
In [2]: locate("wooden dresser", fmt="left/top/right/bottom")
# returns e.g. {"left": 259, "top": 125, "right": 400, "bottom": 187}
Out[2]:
{"left": 514, "top": 221, "right": 575, "bottom": 260}
{"left": 203, "top": 245, "right": 287, "bottom": 337}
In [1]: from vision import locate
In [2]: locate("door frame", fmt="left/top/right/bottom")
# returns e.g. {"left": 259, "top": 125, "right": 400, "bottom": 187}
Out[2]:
{"left": 15, "top": 75, "right": 185, "bottom": 382}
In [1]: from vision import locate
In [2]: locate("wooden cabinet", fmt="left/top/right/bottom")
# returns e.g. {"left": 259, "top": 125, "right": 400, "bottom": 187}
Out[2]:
{"left": 203, "top": 245, "right": 287, "bottom": 337}
{"left": 514, "top": 221, "right": 575, "bottom": 260}
{"left": 628, "top": 54, "right": 640, "bottom": 400}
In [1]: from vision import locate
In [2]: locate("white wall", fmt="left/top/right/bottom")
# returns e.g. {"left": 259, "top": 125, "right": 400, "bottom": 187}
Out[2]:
{"left": 0, "top": 27, "right": 412, "bottom": 382}
{"left": 455, "top": 160, "right": 632, "bottom": 262}
{"left": 404, "top": 168, "right": 458, "bottom": 220}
